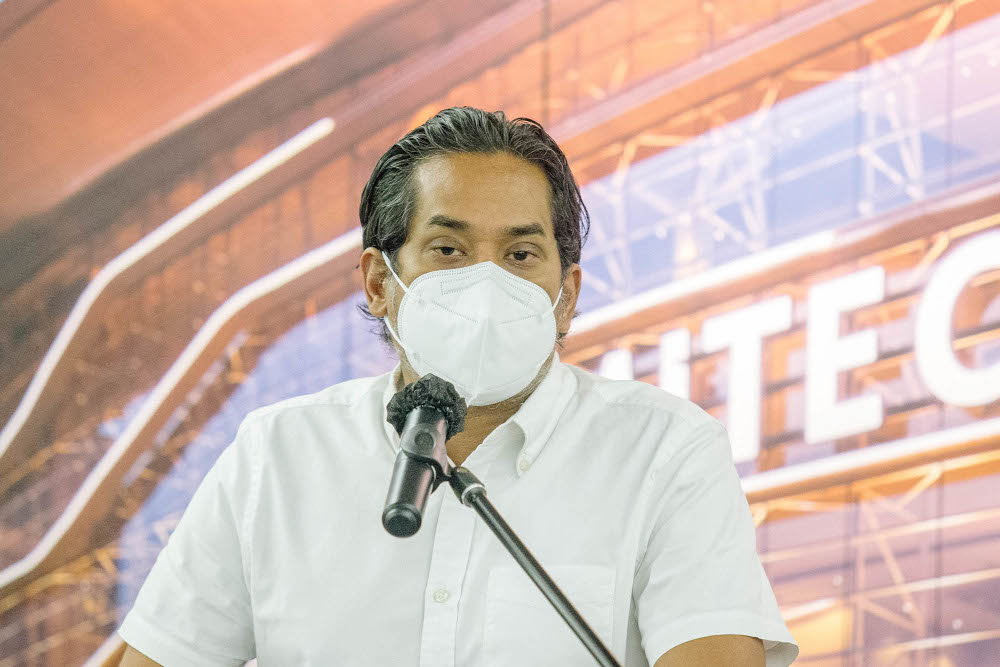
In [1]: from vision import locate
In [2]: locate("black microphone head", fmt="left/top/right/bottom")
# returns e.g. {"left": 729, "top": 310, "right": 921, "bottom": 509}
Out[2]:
{"left": 386, "top": 374, "right": 467, "bottom": 439}
{"left": 383, "top": 505, "right": 422, "bottom": 538}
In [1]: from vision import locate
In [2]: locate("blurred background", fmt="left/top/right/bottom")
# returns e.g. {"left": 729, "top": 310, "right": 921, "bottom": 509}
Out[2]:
{"left": 2, "top": 0, "right": 1000, "bottom": 664}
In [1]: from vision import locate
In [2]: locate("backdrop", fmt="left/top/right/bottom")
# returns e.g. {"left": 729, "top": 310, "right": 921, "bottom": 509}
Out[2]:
{"left": 1, "top": 1, "right": 999, "bottom": 664}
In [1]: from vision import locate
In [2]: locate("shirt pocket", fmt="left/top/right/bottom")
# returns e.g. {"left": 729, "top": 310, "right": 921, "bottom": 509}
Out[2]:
{"left": 483, "top": 564, "right": 615, "bottom": 666}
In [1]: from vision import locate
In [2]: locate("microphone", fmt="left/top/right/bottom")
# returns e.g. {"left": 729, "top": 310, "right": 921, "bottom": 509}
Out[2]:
{"left": 383, "top": 374, "right": 467, "bottom": 537}
{"left": 381, "top": 375, "right": 620, "bottom": 665}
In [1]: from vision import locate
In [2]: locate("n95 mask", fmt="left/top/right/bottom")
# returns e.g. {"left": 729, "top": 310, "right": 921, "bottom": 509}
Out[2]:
{"left": 381, "top": 250, "right": 562, "bottom": 407}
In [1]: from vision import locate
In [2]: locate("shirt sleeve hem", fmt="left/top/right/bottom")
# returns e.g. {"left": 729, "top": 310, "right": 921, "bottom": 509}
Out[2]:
{"left": 642, "top": 610, "right": 799, "bottom": 667}
{"left": 117, "top": 610, "right": 249, "bottom": 667}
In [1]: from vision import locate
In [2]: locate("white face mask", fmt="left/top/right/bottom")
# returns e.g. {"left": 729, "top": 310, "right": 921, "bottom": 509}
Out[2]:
{"left": 381, "top": 250, "right": 562, "bottom": 407}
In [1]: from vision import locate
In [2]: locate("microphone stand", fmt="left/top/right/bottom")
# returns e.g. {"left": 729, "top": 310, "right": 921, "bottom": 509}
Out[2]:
{"left": 447, "top": 466, "right": 621, "bottom": 667}
{"left": 385, "top": 389, "right": 620, "bottom": 666}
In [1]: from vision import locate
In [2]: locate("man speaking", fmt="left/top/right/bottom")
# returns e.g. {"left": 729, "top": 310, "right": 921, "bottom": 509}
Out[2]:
{"left": 117, "top": 107, "right": 799, "bottom": 666}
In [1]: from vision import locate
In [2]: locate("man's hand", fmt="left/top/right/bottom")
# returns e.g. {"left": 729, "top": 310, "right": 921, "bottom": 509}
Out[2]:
{"left": 118, "top": 643, "right": 164, "bottom": 667}
{"left": 655, "top": 634, "right": 765, "bottom": 666}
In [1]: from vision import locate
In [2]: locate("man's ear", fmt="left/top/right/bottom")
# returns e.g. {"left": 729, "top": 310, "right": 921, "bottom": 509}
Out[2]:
{"left": 557, "top": 263, "right": 582, "bottom": 336}
{"left": 360, "top": 247, "right": 390, "bottom": 317}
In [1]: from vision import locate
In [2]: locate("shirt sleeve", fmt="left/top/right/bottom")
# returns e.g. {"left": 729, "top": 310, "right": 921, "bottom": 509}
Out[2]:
{"left": 634, "top": 421, "right": 799, "bottom": 666}
{"left": 117, "top": 419, "right": 260, "bottom": 666}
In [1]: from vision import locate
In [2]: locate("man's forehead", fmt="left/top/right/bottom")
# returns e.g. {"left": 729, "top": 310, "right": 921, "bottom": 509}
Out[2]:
{"left": 417, "top": 150, "right": 542, "bottom": 178}
{"left": 410, "top": 152, "right": 554, "bottom": 236}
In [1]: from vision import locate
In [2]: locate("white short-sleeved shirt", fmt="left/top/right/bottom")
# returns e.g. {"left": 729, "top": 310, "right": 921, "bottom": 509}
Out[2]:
{"left": 118, "top": 352, "right": 798, "bottom": 666}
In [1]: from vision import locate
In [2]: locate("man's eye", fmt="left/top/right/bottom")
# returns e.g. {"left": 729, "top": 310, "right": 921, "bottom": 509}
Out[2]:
{"left": 511, "top": 250, "right": 533, "bottom": 262}
{"left": 435, "top": 246, "right": 457, "bottom": 256}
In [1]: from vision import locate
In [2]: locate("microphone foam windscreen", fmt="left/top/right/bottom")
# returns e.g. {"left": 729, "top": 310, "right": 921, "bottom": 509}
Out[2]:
{"left": 386, "top": 373, "right": 467, "bottom": 439}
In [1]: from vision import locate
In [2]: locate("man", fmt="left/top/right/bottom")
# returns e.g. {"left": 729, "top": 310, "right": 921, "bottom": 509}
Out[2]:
{"left": 119, "top": 107, "right": 798, "bottom": 666}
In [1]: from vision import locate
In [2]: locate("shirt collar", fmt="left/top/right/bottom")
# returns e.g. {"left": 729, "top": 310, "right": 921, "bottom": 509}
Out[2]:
{"left": 378, "top": 351, "right": 577, "bottom": 476}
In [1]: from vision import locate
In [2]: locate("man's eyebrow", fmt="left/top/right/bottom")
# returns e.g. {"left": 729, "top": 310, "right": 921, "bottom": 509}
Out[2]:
{"left": 504, "top": 222, "right": 546, "bottom": 238}
{"left": 425, "top": 214, "right": 547, "bottom": 238}
{"left": 426, "top": 214, "right": 470, "bottom": 231}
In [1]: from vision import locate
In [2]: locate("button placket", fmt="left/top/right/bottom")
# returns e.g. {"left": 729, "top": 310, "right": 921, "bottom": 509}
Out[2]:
{"left": 418, "top": 488, "right": 476, "bottom": 667}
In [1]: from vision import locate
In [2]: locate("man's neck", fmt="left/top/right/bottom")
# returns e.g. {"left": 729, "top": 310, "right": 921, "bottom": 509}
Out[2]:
{"left": 444, "top": 407, "right": 517, "bottom": 466}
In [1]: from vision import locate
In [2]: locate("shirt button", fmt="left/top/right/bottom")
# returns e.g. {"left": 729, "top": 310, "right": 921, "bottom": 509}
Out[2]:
{"left": 432, "top": 588, "right": 451, "bottom": 603}
{"left": 518, "top": 459, "right": 531, "bottom": 472}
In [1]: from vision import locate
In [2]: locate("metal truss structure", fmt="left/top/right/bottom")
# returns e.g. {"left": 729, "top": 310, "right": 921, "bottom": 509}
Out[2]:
{"left": 754, "top": 447, "right": 1000, "bottom": 665}
{"left": 575, "top": 5, "right": 1000, "bottom": 314}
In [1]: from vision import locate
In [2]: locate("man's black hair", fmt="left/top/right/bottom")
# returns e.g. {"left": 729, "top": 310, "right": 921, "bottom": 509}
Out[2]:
{"left": 356, "top": 106, "right": 590, "bottom": 346}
